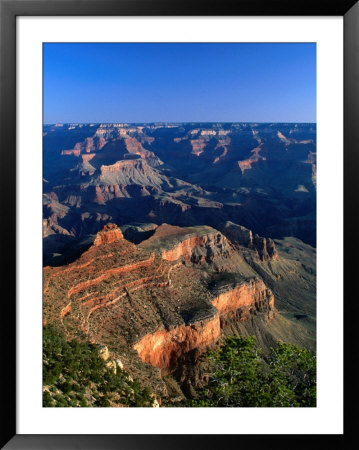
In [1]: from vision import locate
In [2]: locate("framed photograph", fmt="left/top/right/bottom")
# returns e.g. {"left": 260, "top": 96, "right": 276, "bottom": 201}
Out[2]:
{"left": 1, "top": 0, "right": 357, "bottom": 448}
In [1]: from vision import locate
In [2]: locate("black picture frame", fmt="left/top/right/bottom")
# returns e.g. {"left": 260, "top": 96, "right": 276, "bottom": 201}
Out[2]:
{"left": 1, "top": 0, "right": 357, "bottom": 448}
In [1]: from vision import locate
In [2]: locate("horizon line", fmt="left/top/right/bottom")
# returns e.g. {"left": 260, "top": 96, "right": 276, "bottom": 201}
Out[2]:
{"left": 44, "top": 121, "right": 317, "bottom": 126}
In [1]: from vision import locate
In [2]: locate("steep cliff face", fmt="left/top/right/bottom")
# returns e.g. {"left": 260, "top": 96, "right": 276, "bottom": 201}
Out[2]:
{"left": 133, "top": 278, "right": 275, "bottom": 369}
{"left": 134, "top": 315, "right": 221, "bottom": 369}
{"left": 93, "top": 223, "right": 124, "bottom": 246}
{"left": 221, "top": 221, "right": 278, "bottom": 261}
{"left": 93, "top": 183, "right": 154, "bottom": 204}
{"left": 62, "top": 136, "right": 107, "bottom": 155}
{"left": 161, "top": 232, "right": 231, "bottom": 265}
{"left": 139, "top": 224, "right": 241, "bottom": 270}
{"left": 253, "top": 235, "right": 278, "bottom": 261}
{"left": 211, "top": 279, "right": 274, "bottom": 316}
{"left": 221, "top": 221, "right": 253, "bottom": 247}
{"left": 132, "top": 224, "right": 276, "bottom": 368}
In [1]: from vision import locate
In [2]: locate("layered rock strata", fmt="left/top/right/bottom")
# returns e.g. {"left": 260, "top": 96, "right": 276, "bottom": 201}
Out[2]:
{"left": 43, "top": 223, "right": 275, "bottom": 375}
{"left": 133, "top": 278, "right": 274, "bottom": 369}
{"left": 134, "top": 315, "right": 221, "bottom": 369}
{"left": 139, "top": 223, "right": 237, "bottom": 269}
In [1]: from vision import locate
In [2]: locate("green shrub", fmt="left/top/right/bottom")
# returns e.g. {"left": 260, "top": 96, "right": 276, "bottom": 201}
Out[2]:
{"left": 188, "top": 336, "right": 316, "bottom": 408}
{"left": 43, "top": 325, "right": 153, "bottom": 407}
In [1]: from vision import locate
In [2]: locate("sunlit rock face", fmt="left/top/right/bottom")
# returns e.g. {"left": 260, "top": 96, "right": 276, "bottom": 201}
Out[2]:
{"left": 133, "top": 278, "right": 275, "bottom": 369}
{"left": 133, "top": 315, "right": 221, "bottom": 369}
{"left": 93, "top": 223, "right": 124, "bottom": 246}
{"left": 211, "top": 279, "right": 274, "bottom": 316}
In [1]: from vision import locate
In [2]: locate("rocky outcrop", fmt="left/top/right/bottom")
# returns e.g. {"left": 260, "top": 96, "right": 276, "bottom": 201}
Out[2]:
{"left": 211, "top": 279, "right": 274, "bottom": 317}
{"left": 221, "top": 221, "right": 278, "bottom": 261}
{"left": 98, "top": 345, "right": 110, "bottom": 361}
{"left": 266, "top": 238, "right": 278, "bottom": 260}
{"left": 60, "top": 130, "right": 162, "bottom": 171}
{"left": 93, "top": 223, "right": 123, "bottom": 246}
{"left": 161, "top": 233, "right": 230, "bottom": 264}
{"left": 253, "top": 235, "right": 278, "bottom": 261}
{"left": 99, "top": 159, "right": 168, "bottom": 190}
{"left": 62, "top": 136, "right": 107, "bottom": 156}
{"left": 44, "top": 222, "right": 275, "bottom": 370}
{"left": 222, "top": 221, "right": 253, "bottom": 248}
{"left": 134, "top": 315, "right": 220, "bottom": 369}
{"left": 100, "top": 160, "right": 137, "bottom": 174}
{"left": 41, "top": 215, "right": 317, "bottom": 404}
{"left": 61, "top": 149, "right": 81, "bottom": 156}
{"left": 190, "top": 139, "right": 207, "bottom": 156}
{"left": 134, "top": 278, "right": 274, "bottom": 369}
{"left": 93, "top": 183, "right": 154, "bottom": 204}
{"left": 140, "top": 224, "right": 237, "bottom": 269}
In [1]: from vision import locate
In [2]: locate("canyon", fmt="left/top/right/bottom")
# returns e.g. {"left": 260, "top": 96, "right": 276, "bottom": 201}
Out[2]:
{"left": 43, "top": 122, "right": 316, "bottom": 401}
{"left": 43, "top": 122, "right": 316, "bottom": 266}
{"left": 43, "top": 221, "right": 315, "bottom": 398}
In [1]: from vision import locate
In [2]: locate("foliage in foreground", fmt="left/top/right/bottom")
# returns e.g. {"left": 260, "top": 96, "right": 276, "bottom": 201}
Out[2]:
{"left": 43, "top": 325, "right": 153, "bottom": 407}
{"left": 187, "top": 336, "right": 316, "bottom": 407}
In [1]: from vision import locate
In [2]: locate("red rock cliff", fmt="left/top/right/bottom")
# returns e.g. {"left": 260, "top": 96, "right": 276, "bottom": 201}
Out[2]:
{"left": 93, "top": 223, "right": 123, "bottom": 246}
{"left": 134, "top": 278, "right": 274, "bottom": 369}
{"left": 141, "top": 224, "right": 233, "bottom": 267}
{"left": 211, "top": 279, "right": 274, "bottom": 316}
{"left": 134, "top": 315, "right": 220, "bottom": 369}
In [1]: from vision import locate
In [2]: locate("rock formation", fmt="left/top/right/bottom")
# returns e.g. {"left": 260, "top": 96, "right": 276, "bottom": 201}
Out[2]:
{"left": 43, "top": 223, "right": 275, "bottom": 373}
{"left": 134, "top": 278, "right": 274, "bottom": 369}
{"left": 221, "top": 221, "right": 253, "bottom": 248}
{"left": 43, "top": 219, "right": 316, "bottom": 400}
{"left": 43, "top": 122, "right": 316, "bottom": 265}
{"left": 211, "top": 278, "right": 274, "bottom": 317}
{"left": 42, "top": 122, "right": 317, "bottom": 399}
{"left": 93, "top": 223, "right": 124, "bottom": 246}
{"left": 134, "top": 315, "right": 221, "bottom": 369}
{"left": 221, "top": 221, "right": 278, "bottom": 261}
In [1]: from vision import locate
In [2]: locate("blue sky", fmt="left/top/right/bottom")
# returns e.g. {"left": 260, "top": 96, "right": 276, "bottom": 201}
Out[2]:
{"left": 43, "top": 43, "right": 316, "bottom": 124}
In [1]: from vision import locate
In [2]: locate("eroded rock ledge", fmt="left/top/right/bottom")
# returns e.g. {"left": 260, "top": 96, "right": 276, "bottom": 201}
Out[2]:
{"left": 133, "top": 278, "right": 274, "bottom": 369}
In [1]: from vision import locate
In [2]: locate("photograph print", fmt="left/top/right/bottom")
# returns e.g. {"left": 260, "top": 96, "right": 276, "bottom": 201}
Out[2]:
{"left": 42, "top": 43, "right": 316, "bottom": 408}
